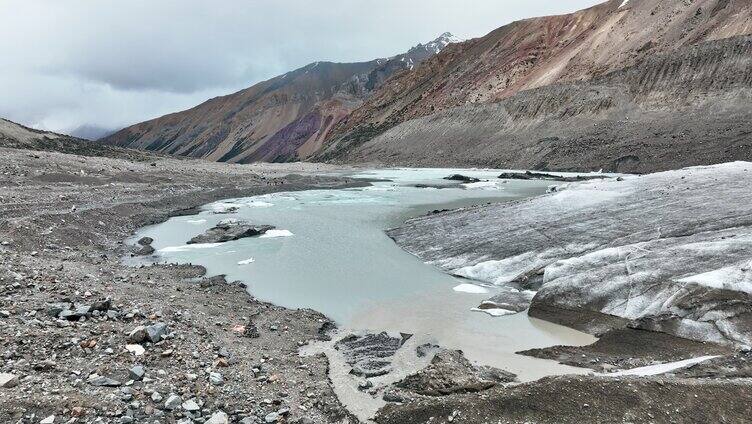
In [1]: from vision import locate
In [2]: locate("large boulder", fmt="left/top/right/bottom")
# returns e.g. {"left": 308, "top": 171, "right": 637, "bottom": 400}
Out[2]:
{"left": 188, "top": 220, "right": 274, "bottom": 244}
{"left": 395, "top": 350, "right": 516, "bottom": 396}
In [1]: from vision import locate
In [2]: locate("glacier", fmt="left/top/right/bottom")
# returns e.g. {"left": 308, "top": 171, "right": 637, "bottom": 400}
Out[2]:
{"left": 388, "top": 162, "right": 752, "bottom": 346}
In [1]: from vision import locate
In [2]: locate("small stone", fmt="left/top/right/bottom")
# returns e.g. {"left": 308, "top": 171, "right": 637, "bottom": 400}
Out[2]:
{"left": 40, "top": 415, "right": 55, "bottom": 424}
{"left": 128, "top": 326, "right": 148, "bottom": 343}
{"left": 88, "top": 375, "right": 122, "bottom": 387}
{"left": 358, "top": 380, "right": 373, "bottom": 390}
{"left": 182, "top": 399, "right": 200, "bottom": 412}
{"left": 137, "top": 237, "right": 154, "bottom": 246}
{"left": 0, "top": 310, "right": 10, "bottom": 318}
{"left": 264, "top": 412, "right": 279, "bottom": 423}
{"left": 146, "top": 323, "right": 168, "bottom": 343}
{"left": 125, "top": 344, "right": 145, "bottom": 356}
{"left": 129, "top": 365, "right": 145, "bottom": 381}
{"left": 382, "top": 391, "right": 405, "bottom": 403}
{"left": 164, "top": 394, "right": 182, "bottom": 410}
{"left": 151, "top": 392, "right": 163, "bottom": 403}
{"left": 46, "top": 303, "right": 70, "bottom": 317}
{"left": 209, "top": 372, "right": 224, "bottom": 386}
{"left": 71, "top": 407, "right": 86, "bottom": 417}
{"left": 207, "top": 411, "right": 229, "bottom": 424}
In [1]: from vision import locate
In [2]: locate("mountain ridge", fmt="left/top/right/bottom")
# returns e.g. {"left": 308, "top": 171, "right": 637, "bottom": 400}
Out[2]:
{"left": 103, "top": 0, "right": 752, "bottom": 172}
{"left": 102, "top": 33, "right": 462, "bottom": 163}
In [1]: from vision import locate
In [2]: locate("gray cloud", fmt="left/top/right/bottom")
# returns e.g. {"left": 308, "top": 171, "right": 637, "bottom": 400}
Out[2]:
{"left": 0, "top": 0, "right": 601, "bottom": 135}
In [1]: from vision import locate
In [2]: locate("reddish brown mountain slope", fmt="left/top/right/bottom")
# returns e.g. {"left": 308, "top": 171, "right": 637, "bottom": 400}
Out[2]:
{"left": 102, "top": 34, "right": 460, "bottom": 163}
{"left": 322, "top": 0, "right": 752, "bottom": 156}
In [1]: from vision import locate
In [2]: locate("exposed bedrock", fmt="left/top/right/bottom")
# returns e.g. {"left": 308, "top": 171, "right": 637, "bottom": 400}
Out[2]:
{"left": 329, "top": 36, "right": 752, "bottom": 173}
{"left": 387, "top": 162, "right": 752, "bottom": 346}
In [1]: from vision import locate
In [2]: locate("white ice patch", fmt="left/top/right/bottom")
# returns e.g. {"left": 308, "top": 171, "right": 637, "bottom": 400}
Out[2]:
{"left": 208, "top": 200, "right": 273, "bottom": 213}
{"left": 677, "top": 261, "right": 752, "bottom": 293}
{"left": 209, "top": 202, "right": 241, "bottom": 213}
{"left": 159, "top": 243, "right": 223, "bottom": 253}
{"left": 453, "top": 252, "right": 541, "bottom": 285}
{"left": 602, "top": 356, "right": 719, "bottom": 377}
{"left": 237, "top": 258, "right": 255, "bottom": 265}
{"left": 243, "top": 200, "right": 274, "bottom": 208}
{"left": 462, "top": 181, "right": 503, "bottom": 190}
{"left": 619, "top": 0, "right": 629, "bottom": 8}
{"left": 452, "top": 283, "right": 490, "bottom": 294}
{"left": 549, "top": 188, "right": 623, "bottom": 208}
{"left": 260, "top": 230, "right": 294, "bottom": 239}
{"left": 186, "top": 219, "right": 207, "bottom": 225}
{"left": 471, "top": 308, "right": 517, "bottom": 317}
{"left": 363, "top": 185, "right": 396, "bottom": 192}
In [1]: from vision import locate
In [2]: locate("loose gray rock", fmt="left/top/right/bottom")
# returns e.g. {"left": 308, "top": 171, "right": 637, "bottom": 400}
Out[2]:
{"left": 146, "top": 322, "right": 168, "bottom": 343}
{"left": 207, "top": 411, "right": 229, "bottom": 424}
{"left": 209, "top": 372, "right": 224, "bottom": 386}
{"left": 164, "top": 394, "right": 182, "bottom": 410}
{"left": 182, "top": 399, "right": 200, "bottom": 412}
{"left": 128, "top": 365, "right": 145, "bottom": 381}
{"left": 128, "top": 326, "right": 148, "bottom": 343}
{"left": 0, "top": 373, "right": 19, "bottom": 388}
{"left": 88, "top": 376, "right": 122, "bottom": 387}
{"left": 264, "top": 412, "right": 280, "bottom": 423}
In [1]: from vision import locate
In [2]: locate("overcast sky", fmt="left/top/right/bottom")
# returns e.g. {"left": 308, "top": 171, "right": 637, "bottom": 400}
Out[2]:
{"left": 0, "top": 0, "right": 601, "bottom": 137}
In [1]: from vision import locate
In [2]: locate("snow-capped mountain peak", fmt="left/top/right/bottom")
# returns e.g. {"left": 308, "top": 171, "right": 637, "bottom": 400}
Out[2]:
{"left": 409, "top": 32, "right": 463, "bottom": 55}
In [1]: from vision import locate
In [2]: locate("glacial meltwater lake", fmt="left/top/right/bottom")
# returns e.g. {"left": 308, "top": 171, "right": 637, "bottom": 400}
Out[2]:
{"left": 135, "top": 168, "right": 597, "bottom": 381}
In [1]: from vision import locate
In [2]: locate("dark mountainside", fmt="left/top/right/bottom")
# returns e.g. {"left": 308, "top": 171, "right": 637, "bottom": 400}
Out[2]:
{"left": 102, "top": 33, "right": 460, "bottom": 163}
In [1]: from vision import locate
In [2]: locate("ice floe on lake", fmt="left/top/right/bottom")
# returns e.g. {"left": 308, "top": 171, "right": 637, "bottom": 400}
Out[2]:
{"left": 472, "top": 307, "right": 517, "bottom": 317}
{"left": 159, "top": 243, "right": 223, "bottom": 253}
{"left": 452, "top": 283, "right": 490, "bottom": 294}
{"left": 259, "top": 229, "right": 294, "bottom": 238}
{"left": 208, "top": 200, "right": 273, "bottom": 213}
{"left": 237, "top": 258, "right": 255, "bottom": 265}
{"left": 462, "top": 180, "right": 504, "bottom": 190}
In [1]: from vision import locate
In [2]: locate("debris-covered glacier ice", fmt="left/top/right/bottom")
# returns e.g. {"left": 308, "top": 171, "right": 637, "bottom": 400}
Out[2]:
{"left": 388, "top": 162, "right": 752, "bottom": 345}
